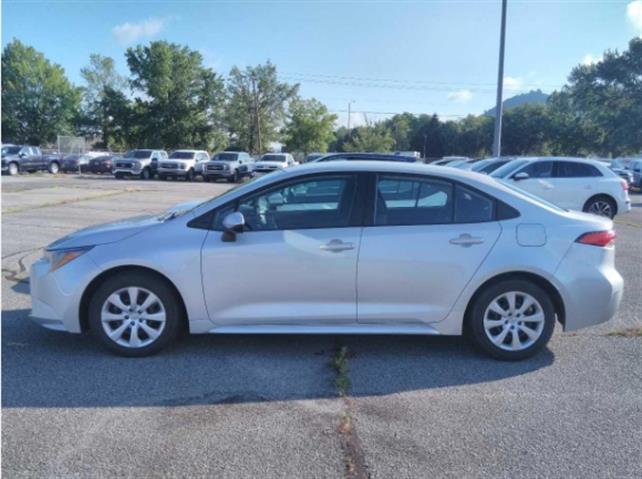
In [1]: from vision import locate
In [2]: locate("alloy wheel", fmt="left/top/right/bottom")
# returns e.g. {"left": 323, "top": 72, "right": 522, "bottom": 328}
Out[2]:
{"left": 100, "top": 286, "right": 166, "bottom": 349}
{"left": 483, "top": 291, "right": 545, "bottom": 352}
{"left": 8, "top": 162, "right": 18, "bottom": 175}
{"left": 588, "top": 200, "right": 613, "bottom": 218}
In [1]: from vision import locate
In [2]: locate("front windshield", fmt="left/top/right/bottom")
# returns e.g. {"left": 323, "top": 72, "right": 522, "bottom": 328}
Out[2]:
{"left": 170, "top": 151, "right": 195, "bottom": 159}
{"left": 480, "top": 160, "right": 510, "bottom": 174}
{"left": 490, "top": 159, "right": 529, "bottom": 178}
{"left": 215, "top": 153, "right": 239, "bottom": 161}
{"left": 2, "top": 146, "right": 21, "bottom": 156}
{"left": 471, "top": 160, "right": 491, "bottom": 171}
{"left": 125, "top": 150, "right": 152, "bottom": 159}
{"left": 261, "top": 154, "right": 286, "bottom": 162}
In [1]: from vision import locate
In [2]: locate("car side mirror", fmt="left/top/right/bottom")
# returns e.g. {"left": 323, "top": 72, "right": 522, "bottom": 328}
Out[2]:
{"left": 221, "top": 211, "right": 245, "bottom": 242}
{"left": 19, "top": 152, "right": 27, "bottom": 158}
{"left": 513, "top": 172, "right": 529, "bottom": 181}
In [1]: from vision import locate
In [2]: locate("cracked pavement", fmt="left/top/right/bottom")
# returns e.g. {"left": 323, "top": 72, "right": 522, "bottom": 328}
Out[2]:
{"left": 2, "top": 175, "right": 641, "bottom": 478}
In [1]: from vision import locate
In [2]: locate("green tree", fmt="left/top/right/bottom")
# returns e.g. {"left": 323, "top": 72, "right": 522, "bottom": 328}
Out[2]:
{"left": 226, "top": 61, "right": 299, "bottom": 154}
{"left": 501, "top": 104, "right": 551, "bottom": 155}
{"left": 1, "top": 39, "right": 81, "bottom": 144}
{"left": 125, "top": 41, "right": 227, "bottom": 150}
{"left": 385, "top": 113, "right": 414, "bottom": 151}
{"left": 79, "top": 54, "right": 128, "bottom": 142}
{"left": 344, "top": 123, "right": 395, "bottom": 152}
{"left": 283, "top": 98, "right": 337, "bottom": 155}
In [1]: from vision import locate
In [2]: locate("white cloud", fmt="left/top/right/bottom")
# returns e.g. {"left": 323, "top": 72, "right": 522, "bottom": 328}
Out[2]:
{"left": 447, "top": 89, "right": 473, "bottom": 103}
{"left": 503, "top": 76, "right": 523, "bottom": 92}
{"left": 582, "top": 54, "right": 602, "bottom": 66}
{"left": 627, "top": 1, "right": 642, "bottom": 36}
{"left": 112, "top": 17, "right": 169, "bottom": 46}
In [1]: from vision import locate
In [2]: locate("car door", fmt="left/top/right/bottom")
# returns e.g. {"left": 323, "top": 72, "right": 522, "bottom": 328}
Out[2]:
{"left": 357, "top": 174, "right": 501, "bottom": 325}
{"left": 509, "top": 161, "right": 556, "bottom": 203}
{"left": 200, "top": 173, "right": 363, "bottom": 326}
{"left": 553, "top": 161, "right": 602, "bottom": 209}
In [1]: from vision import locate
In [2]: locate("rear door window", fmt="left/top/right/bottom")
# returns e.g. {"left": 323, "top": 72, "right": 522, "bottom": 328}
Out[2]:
{"left": 556, "top": 162, "right": 601, "bottom": 177}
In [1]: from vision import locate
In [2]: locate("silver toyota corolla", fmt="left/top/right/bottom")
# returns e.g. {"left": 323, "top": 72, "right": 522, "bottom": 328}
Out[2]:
{"left": 30, "top": 161, "right": 623, "bottom": 360}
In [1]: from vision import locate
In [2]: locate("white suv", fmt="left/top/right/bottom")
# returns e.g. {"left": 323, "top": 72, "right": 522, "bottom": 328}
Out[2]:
{"left": 491, "top": 157, "right": 631, "bottom": 218}
{"left": 113, "top": 149, "right": 168, "bottom": 180}
{"left": 158, "top": 150, "right": 210, "bottom": 181}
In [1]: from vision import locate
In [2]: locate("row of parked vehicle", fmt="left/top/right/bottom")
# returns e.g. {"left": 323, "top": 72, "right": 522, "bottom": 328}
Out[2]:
{"left": 430, "top": 155, "right": 637, "bottom": 219}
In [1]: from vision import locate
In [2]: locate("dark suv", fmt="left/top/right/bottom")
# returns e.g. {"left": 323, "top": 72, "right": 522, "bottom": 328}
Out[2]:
{"left": 1, "top": 145, "right": 62, "bottom": 175}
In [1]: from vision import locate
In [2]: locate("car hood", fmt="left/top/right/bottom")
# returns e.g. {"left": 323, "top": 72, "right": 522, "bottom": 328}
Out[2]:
{"left": 255, "top": 161, "right": 285, "bottom": 167}
{"left": 2, "top": 154, "right": 19, "bottom": 161}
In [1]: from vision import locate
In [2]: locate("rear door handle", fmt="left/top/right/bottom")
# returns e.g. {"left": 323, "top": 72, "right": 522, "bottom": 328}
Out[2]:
{"left": 320, "top": 239, "right": 355, "bottom": 252}
{"left": 449, "top": 234, "right": 484, "bottom": 247}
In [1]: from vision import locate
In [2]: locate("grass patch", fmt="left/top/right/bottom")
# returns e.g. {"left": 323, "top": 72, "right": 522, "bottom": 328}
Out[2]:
{"left": 331, "top": 345, "right": 352, "bottom": 396}
{"left": 607, "top": 328, "right": 642, "bottom": 337}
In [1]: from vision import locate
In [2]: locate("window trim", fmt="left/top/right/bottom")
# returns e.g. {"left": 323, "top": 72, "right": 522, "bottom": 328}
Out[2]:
{"left": 365, "top": 172, "right": 515, "bottom": 227}
{"left": 188, "top": 172, "right": 368, "bottom": 231}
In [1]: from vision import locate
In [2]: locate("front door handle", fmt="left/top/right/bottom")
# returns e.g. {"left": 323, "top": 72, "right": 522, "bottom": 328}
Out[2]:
{"left": 320, "top": 239, "right": 355, "bottom": 252}
{"left": 449, "top": 233, "right": 484, "bottom": 247}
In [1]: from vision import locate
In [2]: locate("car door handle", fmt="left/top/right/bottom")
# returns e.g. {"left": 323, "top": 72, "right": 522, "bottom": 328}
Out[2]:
{"left": 320, "top": 239, "right": 355, "bottom": 252}
{"left": 449, "top": 234, "right": 484, "bottom": 247}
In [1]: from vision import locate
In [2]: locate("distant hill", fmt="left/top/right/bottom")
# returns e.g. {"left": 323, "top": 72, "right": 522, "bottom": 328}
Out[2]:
{"left": 484, "top": 89, "right": 549, "bottom": 117}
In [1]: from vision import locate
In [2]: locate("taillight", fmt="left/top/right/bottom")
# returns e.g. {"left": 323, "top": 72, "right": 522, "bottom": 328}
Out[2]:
{"left": 576, "top": 230, "right": 616, "bottom": 247}
{"left": 621, "top": 179, "right": 628, "bottom": 191}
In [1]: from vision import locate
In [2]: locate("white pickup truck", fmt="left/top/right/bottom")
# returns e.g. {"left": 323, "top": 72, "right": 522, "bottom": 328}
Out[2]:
{"left": 203, "top": 151, "right": 255, "bottom": 183}
{"left": 254, "top": 153, "right": 298, "bottom": 173}
{"left": 158, "top": 150, "right": 210, "bottom": 181}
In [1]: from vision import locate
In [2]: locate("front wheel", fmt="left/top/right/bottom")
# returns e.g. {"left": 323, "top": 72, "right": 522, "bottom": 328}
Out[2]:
{"left": 467, "top": 279, "right": 555, "bottom": 361}
{"left": 141, "top": 168, "right": 152, "bottom": 180}
{"left": 48, "top": 162, "right": 60, "bottom": 174}
{"left": 8, "top": 162, "right": 19, "bottom": 176}
{"left": 89, "top": 272, "right": 181, "bottom": 357}
{"left": 228, "top": 170, "right": 240, "bottom": 183}
{"left": 185, "top": 169, "right": 194, "bottom": 182}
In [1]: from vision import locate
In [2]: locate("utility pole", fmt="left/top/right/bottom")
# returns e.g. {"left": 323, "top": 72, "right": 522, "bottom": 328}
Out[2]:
{"left": 492, "top": 0, "right": 508, "bottom": 158}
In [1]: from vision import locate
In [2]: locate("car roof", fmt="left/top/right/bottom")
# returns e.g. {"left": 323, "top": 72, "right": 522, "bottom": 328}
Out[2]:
{"left": 315, "top": 152, "right": 416, "bottom": 162}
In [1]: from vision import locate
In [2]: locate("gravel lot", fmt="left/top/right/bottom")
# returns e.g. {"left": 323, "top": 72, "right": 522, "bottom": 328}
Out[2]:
{"left": 2, "top": 174, "right": 641, "bottom": 478}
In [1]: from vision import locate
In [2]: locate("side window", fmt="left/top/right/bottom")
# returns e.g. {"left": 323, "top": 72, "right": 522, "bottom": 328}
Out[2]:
{"left": 518, "top": 161, "right": 554, "bottom": 178}
{"left": 557, "top": 162, "right": 601, "bottom": 178}
{"left": 231, "top": 176, "right": 356, "bottom": 231}
{"left": 455, "top": 186, "right": 494, "bottom": 223}
{"left": 375, "top": 176, "right": 453, "bottom": 226}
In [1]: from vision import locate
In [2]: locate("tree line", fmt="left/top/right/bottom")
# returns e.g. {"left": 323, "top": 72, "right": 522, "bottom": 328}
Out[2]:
{"left": 2, "top": 37, "right": 641, "bottom": 158}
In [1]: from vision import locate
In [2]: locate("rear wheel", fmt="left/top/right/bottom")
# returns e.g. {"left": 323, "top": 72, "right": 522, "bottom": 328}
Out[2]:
{"left": 583, "top": 195, "right": 616, "bottom": 219}
{"left": 89, "top": 272, "right": 181, "bottom": 357}
{"left": 8, "top": 162, "right": 19, "bottom": 176}
{"left": 467, "top": 279, "right": 555, "bottom": 360}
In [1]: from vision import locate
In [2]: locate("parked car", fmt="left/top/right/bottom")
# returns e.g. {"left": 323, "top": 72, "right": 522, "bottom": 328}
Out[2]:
{"left": 595, "top": 158, "right": 634, "bottom": 186}
{"left": 432, "top": 156, "right": 471, "bottom": 166}
{"left": 304, "top": 152, "right": 325, "bottom": 163}
{"left": 625, "top": 158, "right": 642, "bottom": 190}
{"left": 158, "top": 150, "right": 210, "bottom": 181}
{"left": 29, "top": 161, "right": 623, "bottom": 360}
{"left": 113, "top": 149, "right": 168, "bottom": 180}
{"left": 313, "top": 152, "right": 417, "bottom": 163}
{"left": 202, "top": 151, "right": 254, "bottom": 183}
{"left": 87, "top": 155, "right": 116, "bottom": 174}
{"left": 452, "top": 158, "right": 484, "bottom": 170}
{"left": 254, "top": 153, "right": 297, "bottom": 172}
{"left": 62, "top": 154, "right": 90, "bottom": 173}
{"left": 1, "top": 145, "right": 61, "bottom": 175}
{"left": 490, "top": 157, "right": 631, "bottom": 218}
{"left": 471, "top": 157, "right": 518, "bottom": 174}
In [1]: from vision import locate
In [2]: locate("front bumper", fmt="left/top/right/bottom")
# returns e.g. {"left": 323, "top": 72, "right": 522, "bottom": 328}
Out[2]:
{"left": 113, "top": 168, "right": 143, "bottom": 176}
{"left": 29, "top": 253, "right": 102, "bottom": 333}
{"left": 158, "top": 167, "right": 189, "bottom": 176}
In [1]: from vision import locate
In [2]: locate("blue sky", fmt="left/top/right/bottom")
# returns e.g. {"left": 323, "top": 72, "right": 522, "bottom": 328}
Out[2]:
{"left": 3, "top": 0, "right": 641, "bottom": 127}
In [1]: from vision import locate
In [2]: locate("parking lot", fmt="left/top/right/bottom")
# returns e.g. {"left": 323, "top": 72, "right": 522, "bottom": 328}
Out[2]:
{"left": 2, "top": 173, "right": 641, "bottom": 478}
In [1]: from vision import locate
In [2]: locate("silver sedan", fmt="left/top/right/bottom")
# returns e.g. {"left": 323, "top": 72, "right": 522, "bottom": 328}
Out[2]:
{"left": 30, "top": 161, "right": 623, "bottom": 360}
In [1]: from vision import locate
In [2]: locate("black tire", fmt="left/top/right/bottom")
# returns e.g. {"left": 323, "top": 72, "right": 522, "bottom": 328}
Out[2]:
{"left": 115, "top": 173, "right": 124, "bottom": 180}
{"left": 228, "top": 169, "right": 240, "bottom": 183}
{"left": 186, "top": 169, "right": 195, "bottom": 182}
{"left": 141, "top": 168, "right": 151, "bottom": 180}
{"left": 88, "top": 272, "right": 182, "bottom": 357}
{"left": 48, "top": 162, "right": 60, "bottom": 174}
{"left": 204, "top": 176, "right": 211, "bottom": 182}
{"left": 8, "top": 162, "right": 19, "bottom": 176}
{"left": 467, "top": 279, "right": 556, "bottom": 361}
{"left": 583, "top": 195, "right": 616, "bottom": 219}
{"left": 158, "top": 174, "right": 167, "bottom": 181}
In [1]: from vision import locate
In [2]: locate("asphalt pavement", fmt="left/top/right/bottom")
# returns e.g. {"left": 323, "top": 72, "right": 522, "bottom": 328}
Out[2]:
{"left": 2, "top": 174, "right": 641, "bottom": 478}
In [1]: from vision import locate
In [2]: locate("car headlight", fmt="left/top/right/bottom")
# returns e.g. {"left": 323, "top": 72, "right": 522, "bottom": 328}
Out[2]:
{"left": 45, "top": 246, "right": 93, "bottom": 272}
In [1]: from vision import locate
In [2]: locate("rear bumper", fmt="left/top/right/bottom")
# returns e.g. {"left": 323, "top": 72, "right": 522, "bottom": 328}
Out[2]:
{"left": 555, "top": 244, "right": 623, "bottom": 331}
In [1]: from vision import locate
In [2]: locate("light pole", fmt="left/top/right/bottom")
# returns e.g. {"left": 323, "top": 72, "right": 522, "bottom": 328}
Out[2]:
{"left": 347, "top": 100, "right": 355, "bottom": 131}
{"left": 492, "top": 0, "right": 508, "bottom": 158}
